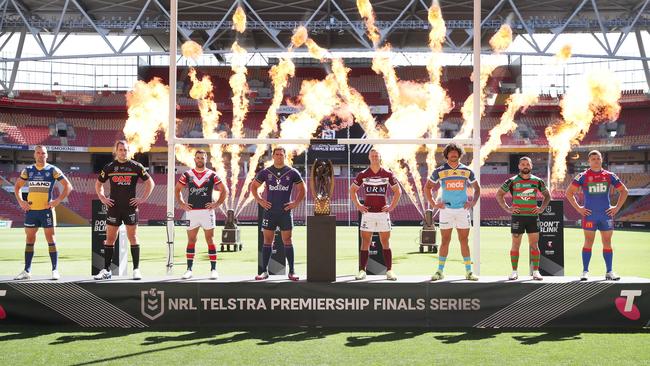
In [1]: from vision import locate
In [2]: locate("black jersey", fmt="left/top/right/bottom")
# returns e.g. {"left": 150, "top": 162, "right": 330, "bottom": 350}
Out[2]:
{"left": 98, "top": 159, "right": 150, "bottom": 208}
{"left": 178, "top": 168, "right": 222, "bottom": 209}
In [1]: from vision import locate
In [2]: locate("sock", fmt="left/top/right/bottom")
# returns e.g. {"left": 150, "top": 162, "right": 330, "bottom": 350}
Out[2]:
{"left": 510, "top": 250, "right": 519, "bottom": 271}
{"left": 208, "top": 244, "right": 217, "bottom": 271}
{"left": 262, "top": 244, "right": 272, "bottom": 273}
{"left": 130, "top": 244, "right": 140, "bottom": 270}
{"left": 24, "top": 243, "right": 35, "bottom": 272}
{"left": 359, "top": 250, "right": 369, "bottom": 271}
{"left": 382, "top": 249, "right": 392, "bottom": 271}
{"left": 463, "top": 256, "right": 472, "bottom": 272}
{"left": 582, "top": 247, "right": 592, "bottom": 272}
{"left": 104, "top": 245, "right": 114, "bottom": 270}
{"left": 437, "top": 256, "right": 447, "bottom": 272}
{"left": 186, "top": 242, "right": 196, "bottom": 270}
{"left": 531, "top": 249, "right": 541, "bottom": 271}
{"left": 284, "top": 245, "right": 295, "bottom": 273}
{"left": 603, "top": 248, "right": 613, "bottom": 273}
{"left": 48, "top": 242, "right": 58, "bottom": 270}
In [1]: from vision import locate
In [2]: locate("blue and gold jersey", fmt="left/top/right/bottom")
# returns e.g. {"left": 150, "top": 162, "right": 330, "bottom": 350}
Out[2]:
{"left": 19, "top": 164, "right": 65, "bottom": 210}
{"left": 429, "top": 162, "right": 476, "bottom": 209}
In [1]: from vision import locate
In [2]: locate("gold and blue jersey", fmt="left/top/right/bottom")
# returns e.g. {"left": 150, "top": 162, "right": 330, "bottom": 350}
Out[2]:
{"left": 429, "top": 162, "right": 477, "bottom": 209}
{"left": 19, "top": 164, "right": 65, "bottom": 210}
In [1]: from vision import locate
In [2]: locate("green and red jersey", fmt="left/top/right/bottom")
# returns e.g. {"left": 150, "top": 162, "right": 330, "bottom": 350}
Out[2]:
{"left": 500, "top": 174, "right": 547, "bottom": 216}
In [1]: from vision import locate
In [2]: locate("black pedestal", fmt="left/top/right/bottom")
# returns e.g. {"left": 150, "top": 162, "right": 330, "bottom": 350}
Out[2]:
{"left": 307, "top": 215, "right": 336, "bottom": 282}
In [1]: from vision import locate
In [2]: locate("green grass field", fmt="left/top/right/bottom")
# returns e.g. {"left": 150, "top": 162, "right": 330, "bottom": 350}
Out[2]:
{"left": 1, "top": 226, "right": 649, "bottom": 365}
{"left": 1, "top": 226, "right": 649, "bottom": 278}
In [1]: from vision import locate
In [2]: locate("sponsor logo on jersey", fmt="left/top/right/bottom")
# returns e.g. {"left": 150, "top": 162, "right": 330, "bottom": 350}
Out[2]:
{"left": 111, "top": 175, "right": 133, "bottom": 185}
{"left": 587, "top": 182, "right": 608, "bottom": 194}
{"left": 616, "top": 290, "right": 642, "bottom": 320}
{"left": 365, "top": 186, "right": 387, "bottom": 194}
{"left": 268, "top": 183, "right": 290, "bottom": 191}
{"left": 444, "top": 180, "right": 465, "bottom": 190}
{"left": 519, "top": 188, "right": 536, "bottom": 200}
{"left": 28, "top": 181, "right": 51, "bottom": 188}
{"left": 189, "top": 186, "right": 209, "bottom": 196}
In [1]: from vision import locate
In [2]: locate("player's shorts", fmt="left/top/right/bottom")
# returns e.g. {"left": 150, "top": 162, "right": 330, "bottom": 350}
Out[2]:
{"left": 24, "top": 209, "right": 55, "bottom": 228}
{"left": 582, "top": 216, "right": 614, "bottom": 231}
{"left": 107, "top": 206, "right": 138, "bottom": 226}
{"left": 360, "top": 212, "right": 392, "bottom": 232}
{"left": 439, "top": 207, "right": 471, "bottom": 230}
{"left": 186, "top": 209, "right": 216, "bottom": 230}
{"left": 511, "top": 215, "right": 540, "bottom": 234}
{"left": 262, "top": 210, "right": 293, "bottom": 231}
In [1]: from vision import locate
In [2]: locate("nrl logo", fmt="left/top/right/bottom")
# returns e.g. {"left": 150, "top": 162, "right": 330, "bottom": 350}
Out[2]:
{"left": 141, "top": 288, "right": 165, "bottom": 320}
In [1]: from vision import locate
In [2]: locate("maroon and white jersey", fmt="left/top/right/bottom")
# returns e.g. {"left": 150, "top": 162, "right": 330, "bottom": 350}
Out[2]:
{"left": 178, "top": 168, "right": 223, "bottom": 210}
{"left": 353, "top": 167, "right": 398, "bottom": 212}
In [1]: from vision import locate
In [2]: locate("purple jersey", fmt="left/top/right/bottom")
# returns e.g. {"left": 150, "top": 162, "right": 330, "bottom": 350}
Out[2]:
{"left": 255, "top": 165, "right": 303, "bottom": 213}
{"left": 571, "top": 169, "right": 622, "bottom": 217}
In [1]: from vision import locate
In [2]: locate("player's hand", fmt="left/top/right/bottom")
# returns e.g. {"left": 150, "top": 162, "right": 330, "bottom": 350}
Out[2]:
{"left": 357, "top": 204, "right": 369, "bottom": 213}
{"left": 434, "top": 201, "right": 446, "bottom": 209}
{"left": 531, "top": 206, "right": 542, "bottom": 215}
{"left": 130, "top": 197, "right": 146, "bottom": 207}
{"left": 506, "top": 206, "right": 520, "bottom": 214}
{"left": 18, "top": 200, "right": 30, "bottom": 212}
{"left": 99, "top": 195, "right": 114, "bottom": 207}
{"left": 284, "top": 201, "right": 298, "bottom": 211}
{"left": 577, "top": 206, "right": 592, "bottom": 216}
{"left": 179, "top": 202, "right": 192, "bottom": 211}
{"left": 258, "top": 199, "right": 272, "bottom": 210}
{"left": 381, "top": 205, "right": 390, "bottom": 212}
{"left": 606, "top": 206, "right": 620, "bottom": 217}
{"left": 205, "top": 201, "right": 220, "bottom": 210}
{"left": 48, "top": 199, "right": 62, "bottom": 209}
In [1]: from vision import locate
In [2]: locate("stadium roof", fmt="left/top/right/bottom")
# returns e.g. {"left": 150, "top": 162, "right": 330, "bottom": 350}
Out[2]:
{"left": 2, "top": 0, "right": 650, "bottom": 58}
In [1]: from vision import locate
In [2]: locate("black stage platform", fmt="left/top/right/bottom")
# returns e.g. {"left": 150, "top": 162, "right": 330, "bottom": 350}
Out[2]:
{"left": 1, "top": 276, "right": 648, "bottom": 329}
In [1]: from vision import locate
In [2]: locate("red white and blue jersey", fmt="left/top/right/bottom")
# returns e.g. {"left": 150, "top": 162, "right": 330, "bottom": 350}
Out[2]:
{"left": 255, "top": 165, "right": 303, "bottom": 213}
{"left": 353, "top": 168, "right": 398, "bottom": 212}
{"left": 571, "top": 169, "right": 622, "bottom": 217}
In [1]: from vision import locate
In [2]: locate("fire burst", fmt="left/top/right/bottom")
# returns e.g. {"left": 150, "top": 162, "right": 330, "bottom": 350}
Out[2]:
{"left": 356, "top": 0, "right": 381, "bottom": 46}
{"left": 489, "top": 22, "right": 513, "bottom": 53}
{"left": 181, "top": 41, "right": 202, "bottom": 61}
{"left": 456, "top": 65, "right": 496, "bottom": 139}
{"left": 556, "top": 44, "right": 572, "bottom": 62}
{"left": 478, "top": 93, "right": 538, "bottom": 166}
{"left": 227, "top": 41, "right": 250, "bottom": 209}
{"left": 233, "top": 6, "right": 246, "bottom": 33}
{"left": 546, "top": 71, "right": 621, "bottom": 183}
{"left": 123, "top": 78, "right": 169, "bottom": 157}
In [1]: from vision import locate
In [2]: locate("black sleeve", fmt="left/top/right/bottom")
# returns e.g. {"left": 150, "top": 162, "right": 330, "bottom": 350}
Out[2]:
{"left": 136, "top": 162, "right": 150, "bottom": 181}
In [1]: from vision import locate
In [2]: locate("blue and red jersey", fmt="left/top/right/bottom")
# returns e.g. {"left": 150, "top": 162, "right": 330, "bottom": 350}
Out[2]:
{"left": 571, "top": 169, "right": 622, "bottom": 217}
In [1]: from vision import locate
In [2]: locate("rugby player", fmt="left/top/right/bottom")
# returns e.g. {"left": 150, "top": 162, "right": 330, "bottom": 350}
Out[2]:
{"left": 14, "top": 145, "right": 73, "bottom": 280}
{"left": 350, "top": 149, "right": 402, "bottom": 281}
{"left": 566, "top": 150, "right": 628, "bottom": 281}
{"left": 425, "top": 143, "right": 481, "bottom": 281}
{"left": 250, "top": 147, "right": 306, "bottom": 281}
{"left": 175, "top": 150, "right": 228, "bottom": 280}
{"left": 94, "top": 140, "right": 154, "bottom": 280}
{"left": 496, "top": 156, "right": 551, "bottom": 280}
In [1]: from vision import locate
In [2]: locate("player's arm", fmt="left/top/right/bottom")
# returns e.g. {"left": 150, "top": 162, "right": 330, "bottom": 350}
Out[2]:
{"left": 382, "top": 183, "right": 402, "bottom": 212}
{"left": 565, "top": 182, "right": 591, "bottom": 216}
{"left": 533, "top": 188, "right": 552, "bottom": 215}
{"left": 496, "top": 187, "right": 517, "bottom": 214}
{"left": 284, "top": 180, "right": 306, "bottom": 211}
{"left": 175, "top": 181, "right": 192, "bottom": 211}
{"left": 251, "top": 179, "right": 271, "bottom": 209}
{"left": 207, "top": 181, "right": 228, "bottom": 210}
{"left": 13, "top": 175, "right": 30, "bottom": 212}
{"left": 50, "top": 176, "right": 73, "bottom": 209}
{"left": 465, "top": 180, "right": 481, "bottom": 209}
{"left": 349, "top": 181, "right": 368, "bottom": 213}
{"left": 95, "top": 179, "right": 114, "bottom": 207}
{"left": 131, "top": 176, "right": 154, "bottom": 207}
{"left": 607, "top": 181, "right": 629, "bottom": 217}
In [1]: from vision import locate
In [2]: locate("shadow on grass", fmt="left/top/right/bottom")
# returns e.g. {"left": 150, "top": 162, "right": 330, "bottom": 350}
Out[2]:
{"left": 0, "top": 327, "right": 647, "bottom": 365}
